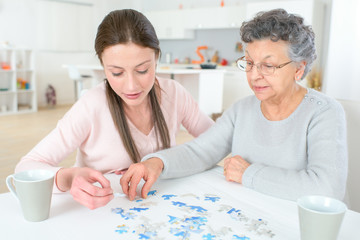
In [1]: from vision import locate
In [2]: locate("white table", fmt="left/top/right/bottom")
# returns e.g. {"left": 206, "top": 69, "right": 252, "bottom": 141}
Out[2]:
{"left": 1, "top": 166, "right": 359, "bottom": 239}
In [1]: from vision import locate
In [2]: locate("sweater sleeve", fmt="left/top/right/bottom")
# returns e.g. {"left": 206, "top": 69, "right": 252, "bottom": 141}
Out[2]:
{"left": 242, "top": 99, "right": 348, "bottom": 201}
{"left": 141, "top": 106, "right": 235, "bottom": 179}
{"left": 15, "top": 98, "right": 93, "bottom": 179}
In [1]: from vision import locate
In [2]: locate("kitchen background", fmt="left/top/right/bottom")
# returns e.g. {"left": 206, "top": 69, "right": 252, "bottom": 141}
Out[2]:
{"left": 1, "top": 0, "right": 359, "bottom": 106}
{"left": 1, "top": 0, "right": 360, "bottom": 211}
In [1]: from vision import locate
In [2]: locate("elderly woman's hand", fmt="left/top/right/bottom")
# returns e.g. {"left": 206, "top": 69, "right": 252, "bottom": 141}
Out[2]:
{"left": 223, "top": 155, "right": 250, "bottom": 184}
{"left": 120, "top": 158, "right": 164, "bottom": 201}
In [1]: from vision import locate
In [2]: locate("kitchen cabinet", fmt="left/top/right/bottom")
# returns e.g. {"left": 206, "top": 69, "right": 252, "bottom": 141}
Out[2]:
{"left": 145, "top": 6, "right": 245, "bottom": 40}
{"left": 223, "top": 70, "right": 253, "bottom": 110}
{"left": 156, "top": 68, "right": 226, "bottom": 115}
{"left": 245, "top": 0, "right": 317, "bottom": 24}
{"left": 145, "top": 1, "right": 322, "bottom": 40}
{"left": 37, "top": 0, "right": 94, "bottom": 51}
{"left": 145, "top": 10, "right": 195, "bottom": 39}
{"left": 0, "top": 47, "right": 37, "bottom": 115}
{"left": 157, "top": 65, "right": 254, "bottom": 113}
{"left": 186, "top": 6, "right": 245, "bottom": 29}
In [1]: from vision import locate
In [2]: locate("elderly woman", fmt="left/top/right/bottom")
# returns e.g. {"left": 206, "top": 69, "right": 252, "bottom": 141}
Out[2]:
{"left": 120, "top": 9, "right": 348, "bottom": 201}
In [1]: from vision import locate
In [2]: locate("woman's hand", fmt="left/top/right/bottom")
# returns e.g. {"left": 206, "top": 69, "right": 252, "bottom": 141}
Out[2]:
{"left": 114, "top": 168, "right": 128, "bottom": 175}
{"left": 223, "top": 155, "right": 250, "bottom": 184}
{"left": 56, "top": 167, "right": 114, "bottom": 210}
{"left": 120, "top": 158, "right": 164, "bottom": 201}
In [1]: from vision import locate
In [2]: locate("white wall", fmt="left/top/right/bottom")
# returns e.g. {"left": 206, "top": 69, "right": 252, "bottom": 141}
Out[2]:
{"left": 338, "top": 99, "right": 360, "bottom": 213}
{"left": 35, "top": 0, "right": 99, "bottom": 105}
{"left": 0, "top": 0, "right": 37, "bottom": 48}
{"left": 322, "top": 0, "right": 360, "bottom": 101}
{"left": 321, "top": 2, "right": 360, "bottom": 211}
{"left": 34, "top": 0, "right": 144, "bottom": 106}
{"left": 1, "top": 0, "right": 98, "bottom": 106}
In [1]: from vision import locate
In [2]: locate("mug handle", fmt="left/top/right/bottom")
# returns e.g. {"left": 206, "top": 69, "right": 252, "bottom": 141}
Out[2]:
{"left": 6, "top": 175, "right": 19, "bottom": 201}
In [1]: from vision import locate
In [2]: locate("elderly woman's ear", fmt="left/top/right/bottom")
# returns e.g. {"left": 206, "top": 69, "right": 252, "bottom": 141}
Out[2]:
{"left": 295, "top": 61, "right": 307, "bottom": 81}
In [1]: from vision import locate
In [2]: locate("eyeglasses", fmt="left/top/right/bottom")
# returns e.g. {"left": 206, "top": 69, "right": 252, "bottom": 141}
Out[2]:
{"left": 236, "top": 56, "right": 293, "bottom": 76}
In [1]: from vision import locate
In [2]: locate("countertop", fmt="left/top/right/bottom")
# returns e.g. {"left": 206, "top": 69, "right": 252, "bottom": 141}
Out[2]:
{"left": 157, "top": 63, "right": 239, "bottom": 74}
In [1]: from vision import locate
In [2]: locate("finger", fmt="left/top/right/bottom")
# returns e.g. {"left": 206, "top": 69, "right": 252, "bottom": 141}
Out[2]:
{"left": 115, "top": 168, "right": 128, "bottom": 175}
{"left": 120, "top": 172, "right": 131, "bottom": 195}
{"left": 128, "top": 174, "right": 143, "bottom": 201}
{"left": 223, "top": 158, "right": 231, "bottom": 168}
{"left": 74, "top": 176, "right": 112, "bottom": 197}
{"left": 89, "top": 171, "right": 112, "bottom": 189}
{"left": 85, "top": 194, "right": 114, "bottom": 210}
{"left": 118, "top": 170, "right": 128, "bottom": 175}
{"left": 225, "top": 173, "right": 231, "bottom": 182}
{"left": 72, "top": 188, "right": 114, "bottom": 210}
{"left": 228, "top": 169, "right": 242, "bottom": 183}
{"left": 141, "top": 176, "right": 157, "bottom": 199}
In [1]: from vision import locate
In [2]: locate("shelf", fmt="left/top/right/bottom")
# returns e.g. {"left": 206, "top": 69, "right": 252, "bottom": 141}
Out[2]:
{"left": 0, "top": 90, "right": 15, "bottom": 94}
{"left": 0, "top": 92, "right": 16, "bottom": 114}
{"left": 16, "top": 69, "right": 34, "bottom": 72}
{"left": 0, "top": 47, "right": 36, "bottom": 115}
{"left": 16, "top": 89, "right": 34, "bottom": 93}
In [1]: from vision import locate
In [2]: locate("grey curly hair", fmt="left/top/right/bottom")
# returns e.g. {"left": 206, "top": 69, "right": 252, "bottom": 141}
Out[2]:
{"left": 240, "top": 8, "right": 316, "bottom": 79}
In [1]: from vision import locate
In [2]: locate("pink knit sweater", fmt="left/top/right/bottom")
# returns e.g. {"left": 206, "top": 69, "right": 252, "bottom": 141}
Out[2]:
{"left": 15, "top": 77, "right": 214, "bottom": 190}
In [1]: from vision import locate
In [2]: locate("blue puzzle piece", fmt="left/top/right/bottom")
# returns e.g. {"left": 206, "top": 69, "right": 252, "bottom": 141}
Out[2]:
{"left": 162, "top": 194, "right": 177, "bottom": 200}
{"left": 112, "top": 208, "right": 124, "bottom": 215}
{"left": 138, "top": 230, "right": 157, "bottom": 239}
{"left": 174, "top": 231, "right": 189, "bottom": 238}
{"left": 202, "top": 233, "right": 216, "bottom": 240}
{"left": 204, "top": 196, "right": 220, "bottom": 202}
{"left": 188, "top": 205, "right": 207, "bottom": 213}
{"left": 115, "top": 225, "right": 129, "bottom": 234}
{"left": 147, "top": 190, "right": 157, "bottom": 196}
{"left": 138, "top": 234, "right": 151, "bottom": 239}
{"left": 172, "top": 201, "right": 187, "bottom": 207}
{"left": 130, "top": 207, "right": 149, "bottom": 212}
{"left": 184, "top": 216, "right": 207, "bottom": 224}
{"left": 122, "top": 212, "right": 136, "bottom": 220}
{"left": 168, "top": 215, "right": 181, "bottom": 224}
{"left": 233, "top": 235, "right": 250, "bottom": 240}
{"left": 227, "top": 208, "right": 240, "bottom": 214}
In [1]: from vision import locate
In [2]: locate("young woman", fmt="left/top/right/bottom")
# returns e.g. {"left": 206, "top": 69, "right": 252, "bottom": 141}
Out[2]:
{"left": 15, "top": 9, "right": 214, "bottom": 209}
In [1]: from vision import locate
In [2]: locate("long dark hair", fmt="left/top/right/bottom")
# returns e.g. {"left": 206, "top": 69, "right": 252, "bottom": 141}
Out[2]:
{"left": 95, "top": 9, "right": 170, "bottom": 163}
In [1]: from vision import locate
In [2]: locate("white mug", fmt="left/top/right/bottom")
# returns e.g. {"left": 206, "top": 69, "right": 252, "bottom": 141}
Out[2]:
{"left": 6, "top": 169, "right": 54, "bottom": 222}
{"left": 297, "top": 195, "right": 347, "bottom": 240}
